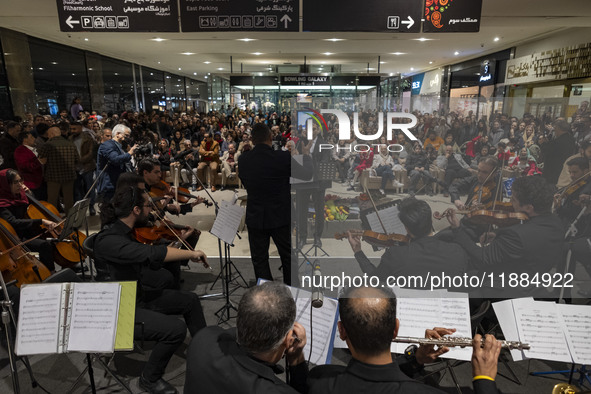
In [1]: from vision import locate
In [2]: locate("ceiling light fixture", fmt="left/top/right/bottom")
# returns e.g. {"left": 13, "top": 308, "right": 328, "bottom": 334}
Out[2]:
{"left": 380, "top": 61, "right": 386, "bottom": 64}
{"left": 193, "top": 72, "right": 197, "bottom": 75}
{"left": 181, "top": 52, "right": 195, "bottom": 55}
{"left": 251, "top": 52, "right": 263, "bottom": 55}
{"left": 238, "top": 38, "right": 256, "bottom": 42}
{"left": 217, "top": 67, "right": 224, "bottom": 70}
{"left": 51, "top": 61, "right": 58, "bottom": 65}
{"left": 151, "top": 38, "right": 167, "bottom": 42}
{"left": 178, "top": 67, "right": 182, "bottom": 70}
{"left": 494, "top": 37, "right": 500, "bottom": 42}
{"left": 454, "top": 51, "right": 460, "bottom": 55}
{"left": 429, "top": 61, "right": 433, "bottom": 64}
{"left": 391, "top": 52, "right": 406, "bottom": 55}
{"left": 410, "top": 67, "right": 414, "bottom": 71}
{"left": 203, "top": 61, "right": 211, "bottom": 64}
{"left": 414, "top": 38, "right": 432, "bottom": 42}
{"left": 84, "top": 38, "right": 88, "bottom": 41}
{"left": 323, "top": 52, "right": 334, "bottom": 55}
{"left": 324, "top": 38, "right": 345, "bottom": 42}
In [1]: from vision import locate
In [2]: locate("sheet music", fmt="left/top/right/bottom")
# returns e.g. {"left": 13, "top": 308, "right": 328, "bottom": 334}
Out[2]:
{"left": 66, "top": 283, "right": 121, "bottom": 353}
{"left": 492, "top": 299, "right": 529, "bottom": 361}
{"left": 291, "top": 287, "right": 339, "bottom": 365}
{"left": 557, "top": 304, "right": 591, "bottom": 364}
{"left": 366, "top": 206, "right": 406, "bottom": 235}
{"left": 512, "top": 298, "right": 572, "bottom": 363}
{"left": 210, "top": 200, "right": 245, "bottom": 245}
{"left": 15, "top": 284, "right": 63, "bottom": 355}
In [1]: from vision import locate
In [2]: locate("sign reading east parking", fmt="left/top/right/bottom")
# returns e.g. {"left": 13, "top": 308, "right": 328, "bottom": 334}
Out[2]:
{"left": 303, "top": 0, "right": 421, "bottom": 33}
{"left": 180, "top": 0, "right": 298, "bottom": 32}
{"left": 56, "top": 0, "right": 179, "bottom": 32}
{"left": 423, "top": 0, "right": 482, "bottom": 33}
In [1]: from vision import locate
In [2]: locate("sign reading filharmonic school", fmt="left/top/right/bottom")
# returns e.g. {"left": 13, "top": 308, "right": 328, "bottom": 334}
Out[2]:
{"left": 56, "top": 0, "right": 179, "bottom": 32}
{"left": 180, "top": 0, "right": 298, "bottom": 32}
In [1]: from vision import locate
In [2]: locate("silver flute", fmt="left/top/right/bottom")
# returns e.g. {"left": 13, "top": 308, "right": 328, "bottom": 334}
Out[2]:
{"left": 393, "top": 336, "right": 530, "bottom": 350}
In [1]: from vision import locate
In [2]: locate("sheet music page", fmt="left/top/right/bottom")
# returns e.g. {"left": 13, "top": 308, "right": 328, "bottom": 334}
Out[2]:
{"left": 210, "top": 200, "right": 245, "bottom": 245}
{"left": 66, "top": 283, "right": 121, "bottom": 353}
{"left": 366, "top": 206, "right": 406, "bottom": 235}
{"left": 556, "top": 304, "right": 591, "bottom": 364}
{"left": 492, "top": 299, "right": 530, "bottom": 361}
{"left": 291, "top": 287, "right": 339, "bottom": 365}
{"left": 438, "top": 294, "right": 473, "bottom": 361}
{"left": 512, "top": 298, "right": 572, "bottom": 363}
{"left": 15, "top": 284, "right": 63, "bottom": 355}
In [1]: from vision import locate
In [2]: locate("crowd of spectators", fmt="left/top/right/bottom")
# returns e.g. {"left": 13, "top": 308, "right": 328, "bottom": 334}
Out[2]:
{"left": 0, "top": 100, "right": 589, "bottom": 213}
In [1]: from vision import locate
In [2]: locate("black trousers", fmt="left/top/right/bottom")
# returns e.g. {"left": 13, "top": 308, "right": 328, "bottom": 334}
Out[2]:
{"left": 247, "top": 225, "right": 292, "bottom": 285}
{"left": 296, "top": 188, "right": 326, "bottom": 241}
{"left": 136, "top": 289, "right": 207, "bottom": 381}
{"left": 28, "top": 238, "right": 55, "bottom": 272}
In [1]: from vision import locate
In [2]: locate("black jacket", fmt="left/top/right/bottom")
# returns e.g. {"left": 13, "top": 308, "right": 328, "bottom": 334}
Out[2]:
{"left": 308, "top": 358, "right": 500, "bottom": 394}
{"left": 541, "top": 132, "right": 576, "bottom": 185}
{"left": 185, "top": 326, "right": 308, "bottom": 394}
{"left": 239, "top": 144, "right": 312, "bottom": 229}
{"left": 405, "top": 152, "right": 429, "bottom": 172}
{"left": 0, "top": 134, "right": 19, "bottom": 170}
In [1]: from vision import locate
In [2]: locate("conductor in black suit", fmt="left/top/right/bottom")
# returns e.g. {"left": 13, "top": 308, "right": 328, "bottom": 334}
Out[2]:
{"left": 295, "top": 123, "right": 333, "bottom": 248}
{"left": 239, "top": 123, "right": 312, "bottom": 285}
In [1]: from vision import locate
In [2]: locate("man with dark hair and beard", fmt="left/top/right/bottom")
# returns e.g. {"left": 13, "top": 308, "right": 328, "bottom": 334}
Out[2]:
{"left": 94, "top": 186, "right": 209, "bottom": 394}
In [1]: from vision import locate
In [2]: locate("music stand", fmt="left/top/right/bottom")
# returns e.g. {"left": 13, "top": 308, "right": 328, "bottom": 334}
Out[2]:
{"left": 60, "top": 198, "right": 91, "bottom": 280}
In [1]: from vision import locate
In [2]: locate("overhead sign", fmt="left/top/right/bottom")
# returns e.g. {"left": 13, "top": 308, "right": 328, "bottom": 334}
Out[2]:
{"left": 180, "top": 0, "right": 298, "bottom": 32}
{"left": 303, "top": 0, "right": 421, "bottom": 33}
{"left": 478, "top": 60, "right": 496, "bottom": 86}
{"left": 281, "top": 75, "right": 331, "bottom": 86}
{"left": 56, "top": 0, "right": 179, "bottom": 32}
{"left": 423, "top": 0, "right": 482, "bottom": 33}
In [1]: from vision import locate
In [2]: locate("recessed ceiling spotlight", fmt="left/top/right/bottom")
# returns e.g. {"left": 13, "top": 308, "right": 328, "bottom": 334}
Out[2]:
{"left": 238, "top": 38, "right": 256, "bottom": 42}
{"left": 251, "top": 52, "right": 263, "bottom": 55}
{"left": 494, "top": 37, "right": 500, "bottom": 42}
{"left": 203, "top": 61, "right": 211, "bottom": 64}
{"left": 429, "top": 61, "right": 433, "bottom": 64}
{"left": 454, "top": 51, "right": 460, "bottom": 55}
{"left": 38, "top": 67, "right": 44, "bottom": 70}
{"left": 323, "top": 52, "right": 334, "bottom": 55}
{"left": 391, "top": 52, "right": 406, "bottom": 55}
{"left": 410, "top": 67, "right": 414, "bottom": 71}
{"left": 193, "top": 72, "right": 197, "bottom": 75}
{"left": 389, "top": 73, "right": 394, "bottom": 76}
{"left": 84, "top": 38, "right": 88, "bottom": 41}
{"left": 157, "top": 61, "right": 161, "bottom": 64}
{"left": 51, "top": 61, "right": 58, "bottom": 65}
{"left": 380, "top": 61, "right": 386, "bottom": 64}
{"left": 151, "top": 38, "right": 167, "bottom": 42}
{"left": 324, "top": 38, "right": 345, "bottom": 42}
{"left": 178, "top": 67, "right": 181, "bottom": 70}
{"left": 181, "top": 52, "right": 195, "bottom": 55}
{"left": 217, "top": 67, "right": 224, "bottom": 70}
{"left": 414, "top": 38, "right": 432, "bottom": 42}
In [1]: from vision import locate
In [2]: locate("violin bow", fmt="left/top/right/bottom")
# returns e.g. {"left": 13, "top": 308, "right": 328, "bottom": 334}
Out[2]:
{"left": 363, "top": 186, "right": 389, "bottom": 235}
{"left": 144, "top": 190, "right": 193, "bottom": 251}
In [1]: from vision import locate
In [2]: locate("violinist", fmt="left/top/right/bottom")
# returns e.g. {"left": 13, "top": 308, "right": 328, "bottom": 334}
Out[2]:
{"left": 0, "top": 169, "right": 58, "bottom": 272}
{"left": 446, "top": 176, "right": 564, "bottom": 297}
{"left": 346, "top": 197, "right": 468, "bottom": 287}
{"left": 94, "top": 186, "right": 208, "bottom": 394}
{"left": 436, "top": 157, "right": 500, "bottom": 243}
{"left": 554, "top": 157, "right": 591, "bottom": 232}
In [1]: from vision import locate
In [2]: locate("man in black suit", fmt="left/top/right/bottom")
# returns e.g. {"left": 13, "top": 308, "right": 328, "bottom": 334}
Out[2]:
{"left": 540, "top": 119, "right": 576, "bottom": 185}
{"left": 447, "top": 175, "right": 565, "bottom": 298}
{"left": 239, "top": 123, "right": 312, "bottom": 285}
{"left": 308, "top": 286, "right": 502, "bottom": 394}
{"left": 347, "top": 197, "right": 469, "bottom": 288}
{"left": 294, "top": 123, "right": 333, "bottom": 248}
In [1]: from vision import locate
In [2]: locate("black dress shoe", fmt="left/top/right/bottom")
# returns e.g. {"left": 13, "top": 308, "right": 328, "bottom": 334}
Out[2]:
{"left": 139, "top": 376, "right": 178, "bottom": 394}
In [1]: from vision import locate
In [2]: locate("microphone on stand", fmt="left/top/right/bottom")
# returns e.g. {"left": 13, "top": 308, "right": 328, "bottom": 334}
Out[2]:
{"left": 311, "top": 260, "right": 323, "bottom": 308}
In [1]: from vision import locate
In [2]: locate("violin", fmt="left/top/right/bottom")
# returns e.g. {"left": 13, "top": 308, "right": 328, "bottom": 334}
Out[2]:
{"left": 554, "top": 171, "right": 591, "bottom": 209}
{"left": 133, "top": 224, "right": 186, "bottom": 244}
{"left": 335, "top": 230, "right": 409, "bottom": 248}
{"left": 0, "top": 218, "right": 51, "bottom": 287}
{"left": 26, "top": 194, "right": 86, "bottom": 268}
{"left": 149, "top": 180, "right": 212, "bottom": 207}
{"left": 433, "top": 207, "right": 528, "bottom": 227}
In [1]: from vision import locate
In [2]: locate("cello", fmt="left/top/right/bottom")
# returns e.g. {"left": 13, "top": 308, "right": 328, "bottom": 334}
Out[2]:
{"left": 25, "top": 193, "right": 87, "bottom": 268}
{"left": 0, "top": 218, "right": 51, "bottom": 287}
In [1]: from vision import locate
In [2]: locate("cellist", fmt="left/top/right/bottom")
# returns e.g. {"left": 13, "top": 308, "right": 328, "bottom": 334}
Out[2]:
{"left": 0, "top": 169, "right": 58, "bottom": 272}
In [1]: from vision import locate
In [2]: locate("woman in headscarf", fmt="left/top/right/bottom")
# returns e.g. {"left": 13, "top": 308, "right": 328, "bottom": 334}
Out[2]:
{"left": 509, "top": 147, "right": 542, "bottom": 177}
{"left": 0, "top": 168, "right": 58, "bottom": 272}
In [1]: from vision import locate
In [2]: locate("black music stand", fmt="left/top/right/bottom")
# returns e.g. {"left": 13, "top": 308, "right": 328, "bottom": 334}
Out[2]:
{"left": 60, "top": 198, "right": 91, "bottom": 280}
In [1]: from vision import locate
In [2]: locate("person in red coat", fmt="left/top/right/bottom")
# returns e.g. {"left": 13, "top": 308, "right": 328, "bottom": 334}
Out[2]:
{"left": 14, "top": 131, "right": 46, "bottom": 200}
